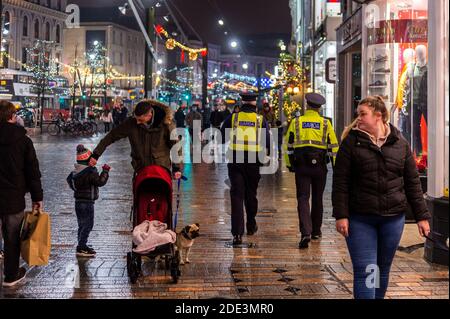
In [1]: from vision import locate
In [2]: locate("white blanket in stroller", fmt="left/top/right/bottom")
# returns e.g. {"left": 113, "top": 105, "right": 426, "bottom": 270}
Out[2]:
{"left": 132, "top": 220, "right": 176, "bottom": 254}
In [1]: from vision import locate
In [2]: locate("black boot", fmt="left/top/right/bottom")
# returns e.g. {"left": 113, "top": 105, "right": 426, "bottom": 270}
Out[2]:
{"left": 232, "top": 235, "right": 242, "bottom": 245}
{"left": 247, "top": 223, "right": 258, "bottom": 236}
{"left": 298, "top": 236, "right": 310, "bottom": 249}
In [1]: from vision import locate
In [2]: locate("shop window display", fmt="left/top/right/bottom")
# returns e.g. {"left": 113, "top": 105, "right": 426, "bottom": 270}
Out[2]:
{"left": 364, "top": 0, "right": 428, "bottom": 173}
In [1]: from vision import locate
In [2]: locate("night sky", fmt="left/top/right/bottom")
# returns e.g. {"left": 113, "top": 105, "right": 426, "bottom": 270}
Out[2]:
{"left": 71, "top": 0, "right": 292, "bottom": 57}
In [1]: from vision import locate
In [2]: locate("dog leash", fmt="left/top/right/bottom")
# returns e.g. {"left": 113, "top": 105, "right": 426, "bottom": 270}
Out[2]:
{"left": 173, "top": 175, "right": 188, "bottom": 232}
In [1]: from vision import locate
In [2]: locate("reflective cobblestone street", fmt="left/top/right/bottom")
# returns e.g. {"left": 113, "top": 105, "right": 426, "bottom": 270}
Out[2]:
{"left": 1, "top": 133, "right": 448, "bottom": 299}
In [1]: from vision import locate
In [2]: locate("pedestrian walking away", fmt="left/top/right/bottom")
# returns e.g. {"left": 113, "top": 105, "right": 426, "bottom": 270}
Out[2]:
{"left": 285, "top": 92, "right": 339, "bottom": 249}
{"left": 220, "top": 92, "right": 271, "bottom": 246}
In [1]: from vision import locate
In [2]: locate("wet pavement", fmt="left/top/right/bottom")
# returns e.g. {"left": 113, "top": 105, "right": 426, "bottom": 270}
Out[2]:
{"left": 1, "top": 131, "right": 448, "bottom": 299}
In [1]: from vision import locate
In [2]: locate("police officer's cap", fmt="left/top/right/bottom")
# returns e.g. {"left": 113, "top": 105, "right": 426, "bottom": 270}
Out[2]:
{"left": 240, "top": 92, "right": 258, "bottom": 102}
{"left": 305, "top": 92, "right": 326, "bottom": 108}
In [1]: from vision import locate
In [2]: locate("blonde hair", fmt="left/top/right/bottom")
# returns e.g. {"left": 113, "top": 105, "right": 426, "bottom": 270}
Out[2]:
{"left": 340, "top": 96, "right": 389, "bottom": 141}
{"left": 359, "top": 95, "right": 389, "bottom": 124}
{"left": 341, "top": 118, "right": 359, "bottom": 141}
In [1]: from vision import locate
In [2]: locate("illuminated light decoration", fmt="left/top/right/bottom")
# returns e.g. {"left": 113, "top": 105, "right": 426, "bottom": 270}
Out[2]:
{"left": 156, "top": 25, "right": 207, "bottom": 60}
{"left": 252, "top": 77, "right": 275, "bottom": 89}
{"left": 166, "top": 38, "right": 176, "bottom": 50}
{"left": 189, "top": 51, "right": 198, "bottom": 61}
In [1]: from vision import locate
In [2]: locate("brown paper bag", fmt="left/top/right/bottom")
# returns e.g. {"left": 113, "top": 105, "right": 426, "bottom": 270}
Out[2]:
{"left": 20, "top": 210, "right": 51, "bottom": 266}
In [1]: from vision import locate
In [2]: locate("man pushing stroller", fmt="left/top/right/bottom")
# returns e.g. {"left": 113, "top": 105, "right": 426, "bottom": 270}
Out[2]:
{"left": 88, "top": 99, "right": 182, "bottom": 180}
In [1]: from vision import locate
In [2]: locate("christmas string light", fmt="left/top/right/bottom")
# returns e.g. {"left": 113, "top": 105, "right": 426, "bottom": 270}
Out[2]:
{"left": 155, "top": 25, "right": 207, "bottom": 61}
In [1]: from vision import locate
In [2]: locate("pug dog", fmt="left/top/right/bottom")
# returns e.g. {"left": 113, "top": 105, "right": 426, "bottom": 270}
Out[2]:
{"left": 176, "top": 223, "right": 199, "bottom": 265}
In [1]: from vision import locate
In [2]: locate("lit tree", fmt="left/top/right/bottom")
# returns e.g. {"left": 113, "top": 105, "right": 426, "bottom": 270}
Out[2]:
{"left": 26, "top": 40, "right": 58, "bottom": 131}
{"left": 271, "top": 52, "right": 305, "bottom": 122}
{"left": 86, "top": 41, "right": 109, "bottom": 108}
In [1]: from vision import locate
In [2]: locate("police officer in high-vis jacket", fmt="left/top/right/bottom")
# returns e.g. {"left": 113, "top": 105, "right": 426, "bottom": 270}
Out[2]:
{"left": 285, "top": 92, "right": 339, "bottom": 249}
{"left": 221, "top": 92, "right": 271, "bottom": 246}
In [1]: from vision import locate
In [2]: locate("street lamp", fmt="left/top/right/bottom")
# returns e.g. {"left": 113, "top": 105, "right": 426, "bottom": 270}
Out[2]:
{"left": 230, "top": 40, "right": 238, "bottom": 48}
{"left": 242, "top": 63, "right": 248, "bottom": 70}
{"left": 118, "top": 0, "right": 157, "bottom": 98}
{"left": 118, "top": 3, "right": 129, "bottom": 15}
{"left": 218, "top": 19, "right": 224, "bottom": 26}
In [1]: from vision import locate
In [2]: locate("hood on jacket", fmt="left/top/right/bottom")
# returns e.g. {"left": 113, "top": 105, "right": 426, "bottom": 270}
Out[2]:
{"left": 0, "top": 122, "right": 27, "bottom": 145}
{"left": 142, "top": 100, "right": 173, "bottom": 128}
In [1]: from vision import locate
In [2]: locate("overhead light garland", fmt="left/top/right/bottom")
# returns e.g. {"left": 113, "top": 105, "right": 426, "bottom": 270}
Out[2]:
{"left": 155, "top": 25, "right": 207, "bottom": 61}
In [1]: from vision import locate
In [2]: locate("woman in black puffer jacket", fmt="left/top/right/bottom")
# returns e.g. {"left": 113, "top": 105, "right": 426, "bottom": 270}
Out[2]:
{"left": 332, "top": 96, "right": 431, "bottom": 299}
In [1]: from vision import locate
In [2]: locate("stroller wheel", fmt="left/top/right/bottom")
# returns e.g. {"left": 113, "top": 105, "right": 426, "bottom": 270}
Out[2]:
{"left": 165, "top": 256, "right": 171, "bottom": 270}
{"left": 136, "top": 255, "right": 142, "bottom": 274}
{"left": 127, "top": 252, "right": 140, "bottom": 284}
{"left": 170, "top": 254, "right": 181, "bottom": 284}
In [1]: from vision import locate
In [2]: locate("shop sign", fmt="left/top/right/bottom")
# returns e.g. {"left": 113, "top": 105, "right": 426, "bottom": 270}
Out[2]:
{"left": 325, "top": 58, "right": 336, "bottom": 84}
{"left": 367, "top": 19, "right": 428, "bottom": 45}
{"left": 13, "top": 83, "right": 54, "bottom": 98}
{"left": 0, "top": 79, "right": 14, "bottom": 95}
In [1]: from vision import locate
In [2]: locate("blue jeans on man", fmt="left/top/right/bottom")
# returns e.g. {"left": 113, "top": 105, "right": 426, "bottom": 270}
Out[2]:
{"left": 75, "top": 202, "right": 94, "bottom": 250}
{"left": 346, "top": 213, "right": 405, "bottom": 299}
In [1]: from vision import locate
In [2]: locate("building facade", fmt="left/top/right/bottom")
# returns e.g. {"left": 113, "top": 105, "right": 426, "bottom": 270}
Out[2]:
{"left": 1, "top": 0, "right": 68, "bottom": 108}
{"left": 290, "top": 0, "right": 342, "bottom": 122}
{"left": 63, "top": 22, "right": 146, "bottom": 106}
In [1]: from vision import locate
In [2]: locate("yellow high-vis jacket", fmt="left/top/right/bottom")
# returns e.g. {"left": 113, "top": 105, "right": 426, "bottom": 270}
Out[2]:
{"left": 284, "top": 110, "right": 339, "bottom": 167}
{"left": 229, "top": 112, "right": 264, "bottom": 152}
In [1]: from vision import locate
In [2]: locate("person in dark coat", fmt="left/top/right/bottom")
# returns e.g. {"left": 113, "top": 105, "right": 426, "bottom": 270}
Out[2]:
{"left": 200, "top": 104, "right": 211, "bottom": 132}
{"left": 88, "top": 100, "right": 181, "bottom": 179}
{"left": 210, "top": 104, "right": 221, "bottom": 129}
{"left": 120, "top": 105, "right": 128, "bottom": 124}
{"left": 221, "top": 104, "right": 231, "bottom": 122}
{"left": 112, "top": 107, "right": 121, "bottom": 128}
{"left": 185, "top": 104, "right": 202, "bottom": 143}
{"left": 174, "top": 106, "right": 186, "bottom": 128}
{"left": 0, "top": 100, "right": 43, "bottom": 287}
{"left": 332, "top": 95, "right": 431, "bottom": 299}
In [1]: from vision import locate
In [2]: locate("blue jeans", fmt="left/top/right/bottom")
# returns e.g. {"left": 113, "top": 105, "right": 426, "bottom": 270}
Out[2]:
{"left": 346, "top": 213, "right": 405, "bottom": 299}
{"left": 75, "top": 202, "right": 95, "bottom": 249}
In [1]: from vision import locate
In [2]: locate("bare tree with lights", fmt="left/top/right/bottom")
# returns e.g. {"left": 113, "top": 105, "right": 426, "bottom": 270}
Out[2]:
{"left": 26, "top": 40, "right": 58, "bottom": 132}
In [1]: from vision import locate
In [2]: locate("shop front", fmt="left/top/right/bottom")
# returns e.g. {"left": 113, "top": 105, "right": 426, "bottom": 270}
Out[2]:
{"left": 424, "top": 0, "right": 448, "bottom": 265}
{"left": 315, "top": 41, "right": 337, "bottom": 120}
{"left": 336, "top": 6, "right": 363, "bottom": 137}
{"left": 361, "top": 0, "right": 448, "bottom": 265}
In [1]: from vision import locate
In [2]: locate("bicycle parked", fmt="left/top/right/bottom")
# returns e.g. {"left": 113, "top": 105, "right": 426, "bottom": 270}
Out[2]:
{"left": 47, "top": 118, "right": 96, "bottom": 136}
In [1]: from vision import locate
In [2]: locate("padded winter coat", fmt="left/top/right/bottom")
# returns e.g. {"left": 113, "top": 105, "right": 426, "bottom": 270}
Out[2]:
{"left": 332, "top": 124, "right": 430, "bottom": 221}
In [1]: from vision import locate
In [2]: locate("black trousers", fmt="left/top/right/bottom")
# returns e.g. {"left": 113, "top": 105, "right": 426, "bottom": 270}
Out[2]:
{"left": 294, "top": 164, "right": 327, "bottom": 237}
{"left": 104, "top": 122, "right": 110, "bottom": 133}
{"left": 228, "top": 163, "right": 261, "bottom": 236}
{"left": 0, "top": 211, "right": 24, "bottom": 281}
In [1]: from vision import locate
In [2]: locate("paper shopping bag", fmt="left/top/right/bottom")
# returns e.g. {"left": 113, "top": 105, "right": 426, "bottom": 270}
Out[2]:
{"left": 20, "top": 210, "right": 51, "bottom": 266}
